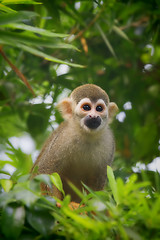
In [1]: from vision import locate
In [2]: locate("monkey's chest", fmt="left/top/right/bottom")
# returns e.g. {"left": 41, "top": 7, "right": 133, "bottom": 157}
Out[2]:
{"left": 61, "top": 142, "right": 107, "bottom": 190}
{"left": 61, "top": 156, "right": 107, "bottom": 202}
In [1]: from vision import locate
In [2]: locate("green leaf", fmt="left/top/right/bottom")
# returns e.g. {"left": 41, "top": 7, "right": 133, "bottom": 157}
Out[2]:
{"left": 62, "top": 207, "right": 104, "bottom": 231}
{"left": 15, "top": 189, "right": 39, "bottom": 206}
{"left": 107, "top": 166, "right": 120, "bottom": 205}
{"left": 0, "top": 11, "right": 38, "bottom": 25}
{"left": 1, "top": 203, "right": 25, "bottom": 239}
{"left": 1, "top": 23, "right": 68, "bottom": 38}
{"left": 0, "top": 191, "right": 15, "bottom": 207}
{"left": 0, "top": 34, "right": 83, "bottom": 67}
{"left": 50, "top": 172, "right": 65, "bottom": 196}
{"left": 68, "top": 181, "right": 84, "bottom": 200}
{"left": 0, "top": 179, "right": 13, "bottom": 192}
{"left": 16, "top": 43, "right": 84, "bottom": 68}
{"left": 0, "top": 3, "right": 16, "bottom": 13}
{"left": 34, "top": 174, "right": 53, "bottom": 189}
{"left": 5, "top": 152, "right": 17, "bottom": 164}
{"left": 26, "top": 206, "right": 55, "bottom": 236}
{"left": 112, "top": 25, "right": 131, "bottom": 42}
{"left": 82, "top": 182, "right": 101, "bottom": 200}
{"left": 0, "top": 160, "right": 13, "bottom": 168}
{"left": 0, "top": 170, "right": 11, "bottom": 176}
{"left": 1, "top": 0, "right": 41, "bottom": 5}
{"left": 96, "top": 23, "right": 117, "bottom": 58}
{"left": 125, "top": 228, "right": 142, "bottom": 240}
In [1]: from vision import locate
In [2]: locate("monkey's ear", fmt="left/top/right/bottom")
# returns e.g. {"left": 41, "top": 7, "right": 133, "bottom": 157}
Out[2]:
{"left": 108, "top": 102, "right": 118, "bottom": 119}
{"left": 57, "top": 98, "right": 72, "bottom": 120}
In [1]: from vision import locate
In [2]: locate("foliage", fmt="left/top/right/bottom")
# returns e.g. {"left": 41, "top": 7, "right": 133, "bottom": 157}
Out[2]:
{"left": 0, "top": 0, "right": 160, "bottom": 239}
{"left": 0, "top": 168, "right": 160, "bottom": 240}
{"left": 0, "top": 0, "right": 159, "bottom": 168}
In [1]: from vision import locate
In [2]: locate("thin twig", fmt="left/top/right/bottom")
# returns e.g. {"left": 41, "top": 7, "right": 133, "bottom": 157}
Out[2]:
{"left": 0, "top": 46, "right": 35, "bottom": 96}
{"left": 120, "top": 16, "right": 149, "bottom": 30}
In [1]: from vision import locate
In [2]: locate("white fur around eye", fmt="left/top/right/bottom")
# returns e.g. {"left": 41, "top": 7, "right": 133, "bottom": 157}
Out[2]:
{"left": 96, "top": 99, "right": 108, "bottom": 116}
{"left": 96, "top": 99, "right": 106, "bottom": 107}
{"left": 75, "top": 98, "right": 91, "bottom": 114}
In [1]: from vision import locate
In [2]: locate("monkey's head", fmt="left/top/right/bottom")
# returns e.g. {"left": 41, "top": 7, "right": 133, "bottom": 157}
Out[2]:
{"left": 58, "top": 84, "right": 118, "bottom": 133}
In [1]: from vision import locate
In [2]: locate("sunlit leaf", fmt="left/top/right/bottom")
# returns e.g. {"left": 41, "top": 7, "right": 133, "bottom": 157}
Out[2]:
{"left": 50, "top": 172, "right": 65, "bottom": 196}
{"left": 0, "top": 160, "right": 13, "bottom": 168}
{"left": 0, "top": 179, "right": 13, "bottom": 192}
{"left": 1, "top": 0, "right": 41, "bottom": 5}
{"left": 107, "top": 166, "right": 120, "bottom": 205}
{"left": 0, "top": 3, "right": 16, "bottom": 12}
{"left": 68, "top": 180, "right": 84, "bottom": 200}
{"left": 62, "top": 207, "right": 104, "bottom": 231}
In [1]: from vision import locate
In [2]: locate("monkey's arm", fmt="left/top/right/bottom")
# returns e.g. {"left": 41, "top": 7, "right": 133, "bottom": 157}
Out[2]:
{"left": 31, "top": 122, "right": 67, "bottom": 175}
{"left": 30, "top": 123, "right": 68, "bottom": 199}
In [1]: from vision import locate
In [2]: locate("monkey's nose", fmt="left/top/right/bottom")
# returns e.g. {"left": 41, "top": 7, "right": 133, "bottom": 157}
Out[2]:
{"left": 84, "top": 115, "right": 101, "bottom": 129}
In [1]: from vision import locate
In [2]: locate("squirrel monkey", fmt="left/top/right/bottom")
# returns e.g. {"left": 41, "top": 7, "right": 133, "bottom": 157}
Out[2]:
{"left": 31, "top": 84, "right": 118, "bottom": 202}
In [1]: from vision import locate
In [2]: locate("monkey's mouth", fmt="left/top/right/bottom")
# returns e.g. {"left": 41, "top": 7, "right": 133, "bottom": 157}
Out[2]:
{"left": 84, "top": 115, "right": 101, "bottom": 130}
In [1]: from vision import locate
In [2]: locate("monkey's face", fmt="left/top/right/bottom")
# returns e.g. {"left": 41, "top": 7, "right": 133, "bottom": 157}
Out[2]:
{"left": 58, "top": 84, "right": 118, "bottom": 132}
{"left": 74, "top": 98, "right": 108, "bottom": 133}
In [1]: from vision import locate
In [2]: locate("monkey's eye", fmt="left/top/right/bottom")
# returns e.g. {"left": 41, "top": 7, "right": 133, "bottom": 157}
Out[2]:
{"left": 82, "top": 104, "right": 91, "bottom": 111}
{"left": 96, "top": 105, "right": 103, "bottom": 112}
